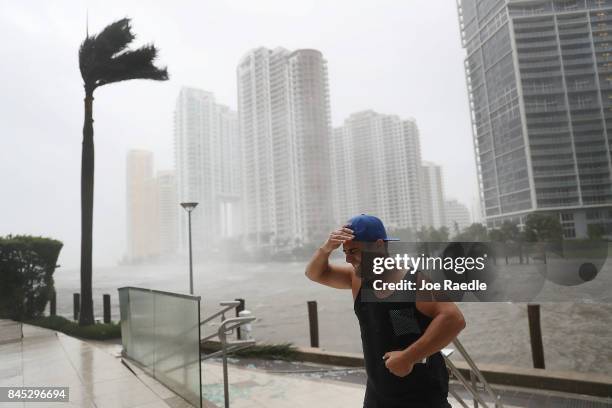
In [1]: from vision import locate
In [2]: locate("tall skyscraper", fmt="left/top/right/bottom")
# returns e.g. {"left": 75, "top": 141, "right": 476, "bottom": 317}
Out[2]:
{"left": 331, "top": 111, "right": 424, "bottom": 230}
{"left": 458, "top": 0, "right": 612, "bottom": 237}
{"left": 157, "top": 170, "right": 178, "bottom": 255}
{"left": 421, "top": 161, "right": 447, "bottom": 229}
{"left": 237, "top": 47, "right": 333, "bottom": 250}
{"left": 445, "top": 199, "right": 473, "bottom": 233}
{"left": 174, "top": 87, "right": 240, "bottom": 252}
{"left": 126, "top": 150, "right": 159, "bottom": 261}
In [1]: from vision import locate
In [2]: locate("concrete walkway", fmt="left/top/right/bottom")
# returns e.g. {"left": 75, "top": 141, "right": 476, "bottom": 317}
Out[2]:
{"left": 0, "top": 321, "right": 187, "bottom": 408}
{"left": 2, "top": 321, "right": 610, "bottom": 407}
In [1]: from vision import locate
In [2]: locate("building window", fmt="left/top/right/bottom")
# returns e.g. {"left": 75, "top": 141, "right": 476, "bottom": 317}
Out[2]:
{"left": 563, "top": 227, "right": 576, "bottom": 238}
{"left": 586, "top": 210, "right": 602, "bottom": 220}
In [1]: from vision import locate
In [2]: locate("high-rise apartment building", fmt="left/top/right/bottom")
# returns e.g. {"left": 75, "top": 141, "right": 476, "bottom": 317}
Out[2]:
{"left": 157, "top": 170, "right": 178, "bottom": 255}
{"left": 174, "top": 87, "right": 240, "bottom": 252}
{"left": 126, "top": 150, "right": 159, "bottom": 261}
{"left": 421, "top": 162, "right": 447, "bottom": 229}
{"left": 237, "top": 47, "right": 333, "bottom": 250}
{"left": 458, "top": 0, "right": 612, "bottom": 237}
{"left": 445, "top": 199, "right": 473, "bottom": 233}
{"left": 331, "top": 111, "right": 423, "bottom": 231}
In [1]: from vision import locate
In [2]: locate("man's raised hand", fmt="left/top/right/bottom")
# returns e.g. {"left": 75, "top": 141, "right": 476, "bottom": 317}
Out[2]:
{"left": 321, "top": 227, "right": 354, "bottom": 253}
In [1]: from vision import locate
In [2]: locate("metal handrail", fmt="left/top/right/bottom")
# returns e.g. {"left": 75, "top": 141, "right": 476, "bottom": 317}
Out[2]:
{"left": 199, "top": 301, "right": 240, "bottom": 326}
{"left": 200, "top": 302, "right": 257, "bottom": 408}
{"left": 444, "top": 339, "right": 504, "bottom": 408}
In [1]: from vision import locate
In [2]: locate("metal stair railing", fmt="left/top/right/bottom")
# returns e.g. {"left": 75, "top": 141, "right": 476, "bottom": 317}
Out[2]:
{"left": 443, "top": 338, "right": 504, "bottom": 408}
{"left": 200, "top": 301, "right": 257, "bottom": 408}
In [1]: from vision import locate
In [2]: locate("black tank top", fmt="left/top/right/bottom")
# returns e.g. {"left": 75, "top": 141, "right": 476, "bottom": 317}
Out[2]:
{"left": 354, "top": 277, "right": 450, "bottom": 407}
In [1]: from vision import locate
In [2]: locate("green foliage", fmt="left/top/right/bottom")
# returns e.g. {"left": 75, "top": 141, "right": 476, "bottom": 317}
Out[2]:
{"left": 24, "top": 315, "right": 121, "bottom": 340}
{"left": 452, "top": 223, "right": 489, "bottom": 242}
{"left": 488, "top": 228, "right": 505, "bottom": 242}
{"left": 79, "top": 18, "right": 168, "bottom": 92}
{"left": 416, "top": 226, "right": 450, "bottom": 242}
{"left": 231, "top": 343, "right": 299, "bottom": 360}
{"left": 523, "top": 213, "right": 563, "bottom": 242}
{"left": 387, "top": 227, "right": 417, "bottom": 242}
{"left": 587, "top": 223, "right": 606, "bottom": 240}
{"left": 0, "top": 235, "right": 63, "bottom": 320}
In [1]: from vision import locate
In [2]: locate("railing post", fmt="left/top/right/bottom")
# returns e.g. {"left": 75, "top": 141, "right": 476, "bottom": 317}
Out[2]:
{"left": 50, "top": 289, "right": 56, "bottom": 316}
{"left": 73, "top": 293, "right": 80, "bottom": 321}
{"left": 103, "top": 294, "right": 111, "bottom": 324}
{"left": 235, "top": 298, "right": 245, "bottom": 340}
{"left": 470, "top": 370, "right": 478, "bottom": 408}
{"left": 307, "top": 300, "right": 319, "bottom": 348}
{"left": 528, "top": 304, "right": 545, "bottom": 369}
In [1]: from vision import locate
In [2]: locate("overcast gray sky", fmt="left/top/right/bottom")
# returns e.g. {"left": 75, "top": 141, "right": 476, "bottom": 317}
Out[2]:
{"left": 0, "top": 0, "right": 477, "bottom": 269}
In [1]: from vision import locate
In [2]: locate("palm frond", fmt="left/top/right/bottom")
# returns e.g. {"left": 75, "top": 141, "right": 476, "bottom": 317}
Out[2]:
{"left": 79, "top": 18, "right": 168, "bottom": 91}
{"left": 94, "top": 18, "right": 134, "bottom": 59}
{"left": 96, "top": 45, "right": 168, "bottom": 87}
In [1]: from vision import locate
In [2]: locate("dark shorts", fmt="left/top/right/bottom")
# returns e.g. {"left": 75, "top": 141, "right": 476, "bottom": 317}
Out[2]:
{"left": 363, "top": 387, "right": 452, "bottom": 408}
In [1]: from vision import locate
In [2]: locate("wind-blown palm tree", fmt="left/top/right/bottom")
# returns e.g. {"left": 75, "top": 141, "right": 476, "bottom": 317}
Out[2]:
{"left": 78, "top": 18, "right": 168, "bottom": 325}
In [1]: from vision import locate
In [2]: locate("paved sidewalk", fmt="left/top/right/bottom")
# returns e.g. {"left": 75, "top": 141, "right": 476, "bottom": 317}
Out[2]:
{"left": 2, "top": 321, "right": 610, "bottom": 408}
{"left": 0, "top": 322, "right": 181, "bottom": 408}
{"left": 200, "top": 360, "right": 524, "bottom": 408}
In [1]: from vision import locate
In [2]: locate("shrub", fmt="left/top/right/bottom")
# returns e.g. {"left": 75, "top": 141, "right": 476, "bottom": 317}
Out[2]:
{"left": 24, "top": 315, "right": 121, "bottom": 340}
{"left": 0, "top": 235, "right": 63, "bottom": 320}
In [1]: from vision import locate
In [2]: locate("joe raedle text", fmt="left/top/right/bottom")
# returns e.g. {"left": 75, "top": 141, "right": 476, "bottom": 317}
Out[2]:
{"left": 372, "top": 279, "right": 488, "bottom": 292}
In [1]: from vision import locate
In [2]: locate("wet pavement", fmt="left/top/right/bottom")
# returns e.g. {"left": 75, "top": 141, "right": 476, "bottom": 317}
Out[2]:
{"left": 1, "top": 321, "right": 611, "bottom": 408}
{"left": 0, "top": 321, "right": 185, "bottom": 408}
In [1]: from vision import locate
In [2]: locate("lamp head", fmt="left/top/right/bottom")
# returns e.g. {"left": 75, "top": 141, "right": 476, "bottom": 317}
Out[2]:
{"left": 180, "top": 202, "right": 198, "bottom": 212}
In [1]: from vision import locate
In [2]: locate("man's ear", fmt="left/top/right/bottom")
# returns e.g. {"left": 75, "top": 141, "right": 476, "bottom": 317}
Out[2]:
{"left": 375, "top": 239, "right": 385, "bottom": 250}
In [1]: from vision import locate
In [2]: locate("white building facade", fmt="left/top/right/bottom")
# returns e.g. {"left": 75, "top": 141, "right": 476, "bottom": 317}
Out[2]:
{"left": 237, "top": 47, "right": 333, "bottom": 250}
{"left": 174, "top": 87, "right": 240, "bottom": 253}
{"left": 421, "top": 161, "right": 447, "bottom": 229}
{"left": 331, "top": 111, "right": 424, "bottom": 231}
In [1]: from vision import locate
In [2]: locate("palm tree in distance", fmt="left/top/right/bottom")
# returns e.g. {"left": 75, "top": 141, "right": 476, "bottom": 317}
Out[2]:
{"left": 78, "top": 18, "right": 168, "bottom": 325}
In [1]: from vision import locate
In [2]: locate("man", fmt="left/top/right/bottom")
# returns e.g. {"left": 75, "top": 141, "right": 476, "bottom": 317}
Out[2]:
{"left": 305, "top": 214, "right": 466, "bottom": 408}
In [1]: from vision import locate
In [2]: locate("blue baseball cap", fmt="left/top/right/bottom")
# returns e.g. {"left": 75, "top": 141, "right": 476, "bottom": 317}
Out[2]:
{"left": 345, "top": 214, "right": 399, "bottom": 242}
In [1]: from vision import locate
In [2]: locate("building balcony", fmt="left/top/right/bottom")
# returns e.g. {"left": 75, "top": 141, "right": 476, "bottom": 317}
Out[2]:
{"left": 517, "top": 40, "right": 559, "bottom": 50}
{"left": 526, "top": 115, "right": 568, "bottom": 124}
{"left": 572, "top": 122, "right": 606, "bottom": 131}
{"left": 580, "top": 177, "right": 612, "bottom": 186}
{"left": 525, "top": 104, "right": 567, "bottom": 113}
{"left": 534, "top": 169, "right": 577, "bottom": 177}
{"left": 567, "top": 81, "right": 599, "bottom": 90}
{"left": 532, "top": 158, "right": 576, "bottom": 168}
{"left": 520, "top": 59, "right": 562, "bottom": 69}
{"left": 573, "top": 134, "right": 608, "bottom": 143}
{"left": 581, "top": 188, "right": 612, "bottom": 197}
{"left": 514, "top": 19, "right": 555, "bottom": 31}
{"left": 536, "top": 192, "right": 580, "bottom": 200}
{"left": 528, "top": 126, "right": 570, "bottom": 136}
{"left": 578, "top": 166, "right": 611, "bottom": 175}
{"left": 521, "top": 70, "right": 563, "bottom": 78}
{"left": 595, "top": 44, "right": 612, "bottom": 53}
{"left": 522, "top": 85, "right": 565, "bottom": 95}
{"left": 514, "top": 29, "right": 556, "bottom": 40}
{"left": 562, "top": 46, "right": 596, "bottom": 57}
{"left": 534, "top": 179, "right": 578, "bottom": 188}
{"left": 591, "top": 13, "right": 612, "bottom": 24}
{"left": 519, "top": 50, "right": 560, "bottom": 59}
{"left": 562, "top": 54, "right": 593, "bottom": 67}
{"left": 530, "top": 147, "right": 574, "bottom": 156}
{"left": 565, "top": 67, "right": 598, "bottom": 75}
{"left": 572, "top": 114, "right": 603, "bottom": 123}
{"left": 593, "top": 32, "right": 612, "bottom": 42}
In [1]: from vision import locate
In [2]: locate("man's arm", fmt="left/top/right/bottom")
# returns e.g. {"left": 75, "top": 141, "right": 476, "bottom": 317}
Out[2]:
{"left": 305, "top": 227, "right": 355, "bottom": 289}
{"left": 384, "top": 301, "right": 465, "bottom": 377}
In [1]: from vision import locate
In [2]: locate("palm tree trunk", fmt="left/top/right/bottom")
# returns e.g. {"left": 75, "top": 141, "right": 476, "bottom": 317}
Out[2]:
{"left": 79, "top": 90, "right": 95, "bottom": 326}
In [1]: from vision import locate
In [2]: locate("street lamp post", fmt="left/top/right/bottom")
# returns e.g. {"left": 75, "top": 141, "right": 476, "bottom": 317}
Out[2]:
{"left": 180, "top": 202, "right": 198, "bottom": 295}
